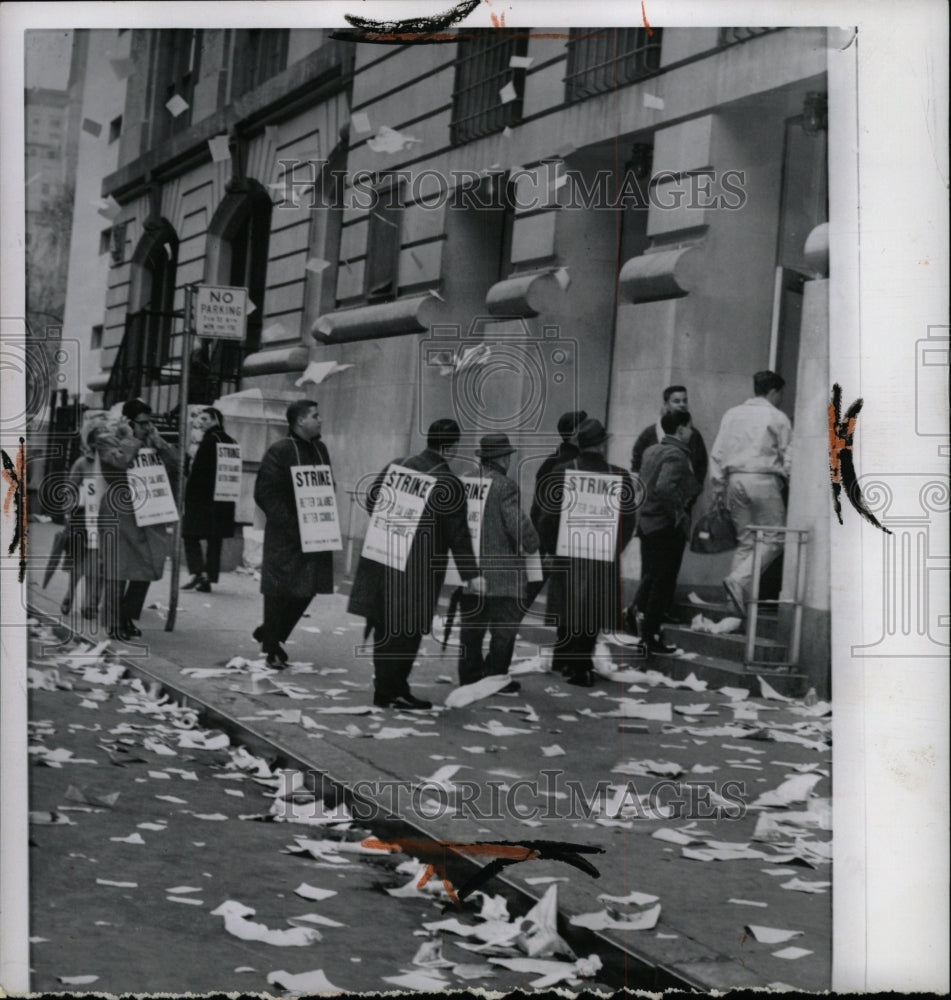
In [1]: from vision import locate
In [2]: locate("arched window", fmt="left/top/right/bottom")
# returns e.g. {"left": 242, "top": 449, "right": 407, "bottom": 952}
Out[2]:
{"left": 128, "top": 218, "right": 179, "bottom": 379}
{"left": 201, "top": 180, "right": 273, "bottom": 398}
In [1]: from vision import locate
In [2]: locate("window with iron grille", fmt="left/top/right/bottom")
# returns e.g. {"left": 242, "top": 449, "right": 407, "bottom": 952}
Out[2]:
{"left": 451, "top": 32, "right": 529, "bottom": 146}
{"left": 231, "top": 30, "right": 290, "bottom": 100}
{"left": 149, "top": 29, "right": 202, "bottom": 147}
{"left": 364, "top": 180, "right": 404, "bottom": 303}
{"left": 717, "top": 27, "right": 775, "bottom": 45}
{"left": 564, "top": 27, "right": 662, "bottom": 102}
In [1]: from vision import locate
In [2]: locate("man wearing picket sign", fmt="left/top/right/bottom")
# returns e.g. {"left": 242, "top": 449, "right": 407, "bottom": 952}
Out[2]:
{"left": 537, "top": 418, "right": 638, "bottom": 686}
{"left": 253, "top": 399, "right": 339, "bottom": 670}
{"left": 99, "top": 399, "right": 181, "bottom": 641}
{"left": 457, "top": 433, "right": 540, "bottom": 694}
{"left": 180, "top": 407, "right": 239, "bottom": 594}
{"left": 348, "top": 418, "right": 487, "bottom": 710}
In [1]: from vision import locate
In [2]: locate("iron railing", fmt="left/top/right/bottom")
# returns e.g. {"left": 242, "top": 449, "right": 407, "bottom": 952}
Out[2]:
{"left": 102, "top": 307, "right": 244, "bottom": 416}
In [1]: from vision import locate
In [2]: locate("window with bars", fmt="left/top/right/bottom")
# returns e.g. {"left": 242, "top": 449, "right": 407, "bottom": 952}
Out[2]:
{"left": 150, "top": 29, "right": 202, "bottom": 146}
{"left": 231, "top": 30, "right": 290, "bottom": 100}
{"left": 717, "top": 27, "right": 775, "bottom": 45}
{"left": 450, "top": 32, "right": 529, "bottom": 146}
{"left": 564, "top": 27, "right": 662, "bottom": 102}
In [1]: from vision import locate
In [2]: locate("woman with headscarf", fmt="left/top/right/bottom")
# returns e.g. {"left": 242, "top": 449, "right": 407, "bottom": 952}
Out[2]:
{"left": 99, "top": 399, "right": 180, "bottom": 640}
{"left": 181, "top": 407, "right": 237, "bottom": 592}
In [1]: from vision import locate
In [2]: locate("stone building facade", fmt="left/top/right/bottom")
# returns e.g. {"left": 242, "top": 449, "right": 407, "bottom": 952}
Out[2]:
{"left": 80, "top": 26, "right": 830, "bottom": 681}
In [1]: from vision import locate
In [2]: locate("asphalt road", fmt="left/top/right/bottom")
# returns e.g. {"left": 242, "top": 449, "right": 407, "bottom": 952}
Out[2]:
{"left": 23, "top": 520, "right": 833, "bottom": 992}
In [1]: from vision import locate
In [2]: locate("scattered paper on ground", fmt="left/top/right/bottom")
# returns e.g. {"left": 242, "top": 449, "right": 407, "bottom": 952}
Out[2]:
{"left": 751, "top": 773, "right": 823, "bottom": 808}
{"left": 570, "top": 903, "right": 661, "bottom": 931}
{"left": 211, "top": 900, "right": 322, "bottom": 946}
{"left": 444, "top": 674, "right": 512, "bottom": 707}
{"left": 267, "top": 968, "right": 342, "bottom": 992}
{"left": 746, "top": 924, "right": 803, "bottom": 944}
{"left": 294, "top": 882, "right": 337, "bottom": 901}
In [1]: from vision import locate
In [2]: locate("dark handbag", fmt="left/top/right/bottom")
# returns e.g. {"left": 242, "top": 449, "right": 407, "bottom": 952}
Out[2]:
{"left": 690, "top": 497, "right": 737, "bottom": 554}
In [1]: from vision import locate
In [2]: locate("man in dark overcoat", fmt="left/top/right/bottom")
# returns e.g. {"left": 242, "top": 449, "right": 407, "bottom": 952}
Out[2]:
{"left": 253, "top": 399, "right": 333, "bottom": 669}
{"left": 348, "top": 419, "right": 485, "bottom": 710}
{"left": 529, "top": 410, "right": 587, "bottom": 531}
{"left": 181, "top": 407, "right": 237, "bottom": 592}
{"left": 537, "top": 418, "right": 638, "bottom": 686}
{"left": 458, "top": 433, "right": 540, "bottom": 691}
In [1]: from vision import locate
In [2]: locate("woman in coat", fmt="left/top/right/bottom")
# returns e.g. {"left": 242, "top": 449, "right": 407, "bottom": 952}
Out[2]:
{"left": 181, "top": 408, "right": 237, "bottom": 592}
{"left": 99, "top": 399, "right": 179, "bottom": 640}
{"left": 60, "top": 423, "right": 110, "bottom": 618}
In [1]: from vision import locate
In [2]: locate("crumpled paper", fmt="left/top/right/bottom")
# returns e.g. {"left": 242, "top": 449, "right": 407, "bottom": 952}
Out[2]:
{"left": 211, "top": 900, "right": 322, "bottom": 946}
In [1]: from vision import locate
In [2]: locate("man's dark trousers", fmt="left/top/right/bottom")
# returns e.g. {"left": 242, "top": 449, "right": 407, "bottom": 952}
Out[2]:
{"left": 184, "top": 537, "right": 222, "bottom": 582}
{"left": 262, "top": 595, "right": 312, "bottom": 647}
{"left": 556, "top": 630, "right": 598, "bottom": 680}
{"left": 640, "top": 527, "right": 687, "bottom": 640}
{"left": 372, "top": 625, "right": 425, "bottom": 701}
{"left": 458, "top": 593, "right": 522, "bottom": 686}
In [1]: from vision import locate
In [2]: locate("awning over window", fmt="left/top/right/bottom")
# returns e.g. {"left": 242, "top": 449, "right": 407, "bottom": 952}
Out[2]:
{"left": 618, "top": 246, "right": 701, "bottom": 302}
{"left": 485, "top": 269, "right": 566, "bottom": 318}
{"left": 311, "top": 294, "right": 439, "bottom": 344}
{"left": 241, "top": 346, "right": 309, "bottom": 376}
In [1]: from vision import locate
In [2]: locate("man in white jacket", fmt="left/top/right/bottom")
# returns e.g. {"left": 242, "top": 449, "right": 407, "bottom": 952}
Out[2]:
{"left": 709, "top": 371, "right": 793, "bottom": 617}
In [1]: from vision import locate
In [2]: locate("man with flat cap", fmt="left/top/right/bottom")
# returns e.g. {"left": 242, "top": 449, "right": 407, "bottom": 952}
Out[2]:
{"left": 537, "top": 418, "right": 638, "bottom": 685}
{"left": 458, "top": 433, "right": 540, "bottom": 692}
{"left": 349, "top": 419, "right": 486, "bottom": 709}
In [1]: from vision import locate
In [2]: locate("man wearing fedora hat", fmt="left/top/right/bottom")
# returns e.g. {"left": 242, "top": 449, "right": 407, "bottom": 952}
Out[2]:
{"left": 537, "top": 418, "right": 638, "bottom": 686}
{"left": 458, "top": 433, "right": 540, "bottom": 692}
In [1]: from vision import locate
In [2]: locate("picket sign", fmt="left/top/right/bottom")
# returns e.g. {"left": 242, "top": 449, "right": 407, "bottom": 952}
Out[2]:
{"left": 445, "top": 475, "right": 490, "bottom": 587}
{"left": 128, "top": 448, "right": 179, "bottom": 527}
{"left": 555, "top": 470, "right": 621, "bottom": 562}
{"left": 291, "top": 464, "right": 342, "bottom": 553}
{"left": 82, "top": 459, "right": 102, "bottom": 549}
{"left": 361, "top": 463, "right": 436, "bottom": 572}
{"left": 213, "top": 442, "right": 242, "bottom": 503}
{"left": 525, "top": 551, "right": 543, "bottom": 582}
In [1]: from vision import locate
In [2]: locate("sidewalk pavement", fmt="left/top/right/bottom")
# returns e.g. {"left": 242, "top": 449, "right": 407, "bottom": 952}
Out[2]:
{"left": 24, "top": 520, "right": 832, "bottom": 992}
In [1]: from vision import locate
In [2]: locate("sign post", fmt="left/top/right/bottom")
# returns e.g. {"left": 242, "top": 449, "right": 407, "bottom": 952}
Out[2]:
{"left": 165, "top": 284, "right": 195, "bottom": 631}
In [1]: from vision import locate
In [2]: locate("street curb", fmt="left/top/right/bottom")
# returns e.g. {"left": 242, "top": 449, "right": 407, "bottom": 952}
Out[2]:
{"left": 30, "top": 605, "right": 716, "bottom": 994}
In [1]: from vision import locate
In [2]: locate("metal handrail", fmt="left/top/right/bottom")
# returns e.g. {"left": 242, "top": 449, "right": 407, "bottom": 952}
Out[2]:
{"left": 742, "top": 525, "right": 809, "bottom": 669}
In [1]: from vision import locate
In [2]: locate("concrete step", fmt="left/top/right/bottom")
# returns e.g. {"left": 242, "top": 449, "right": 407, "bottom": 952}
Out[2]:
{"left": 662, "top": 624, "right": 788, "bottom": 665}
{"left": 672, "top": 600, "right": 782, "bottom": 641}
{"left": 599, "top": 638, "right": 808, "bottom": 697}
